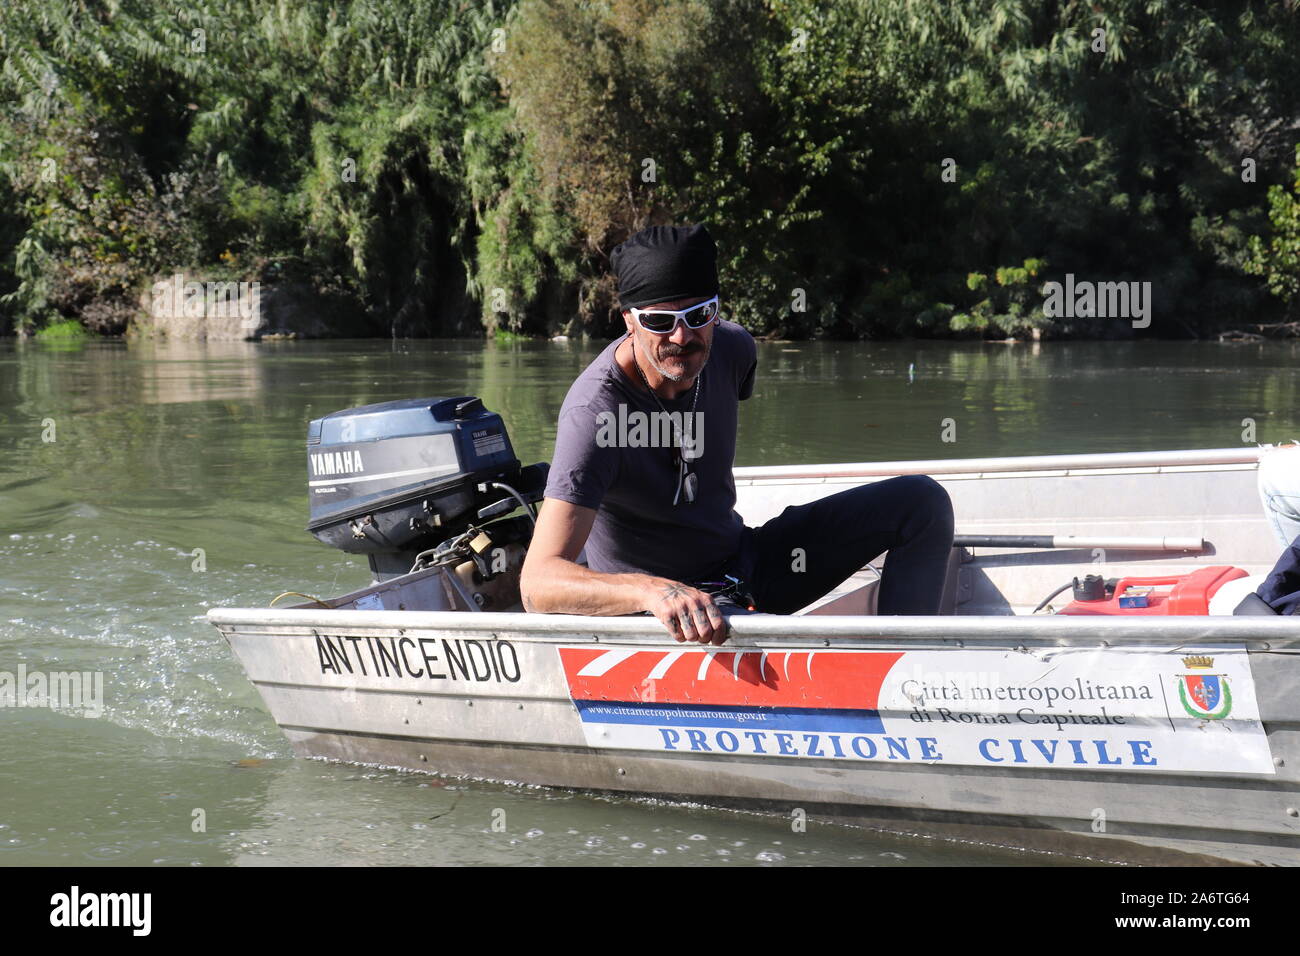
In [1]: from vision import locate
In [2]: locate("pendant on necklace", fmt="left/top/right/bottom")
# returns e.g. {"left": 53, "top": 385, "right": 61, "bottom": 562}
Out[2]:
{"left": 682, "top": 470, "right": 698, "bottom": 504}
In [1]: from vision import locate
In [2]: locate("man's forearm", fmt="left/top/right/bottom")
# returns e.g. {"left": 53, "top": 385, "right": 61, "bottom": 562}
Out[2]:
{"left": 520, "top": 556, "right": 654, "bottom": 616}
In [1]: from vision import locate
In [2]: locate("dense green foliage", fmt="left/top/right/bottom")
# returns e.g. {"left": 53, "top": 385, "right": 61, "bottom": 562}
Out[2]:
{"left": 0, "top": 0, "right": 512, "bottom": 335}
{"left": 1247, "top": 145, "right": 1300, "bottom": 308}
{"left": 1, "top": 0, "right": 1298, "bottom": 339}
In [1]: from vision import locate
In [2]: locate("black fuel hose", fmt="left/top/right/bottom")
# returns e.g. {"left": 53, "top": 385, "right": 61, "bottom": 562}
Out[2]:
{"left": 1032, "top": 582, "right": 1074, "bottom": 614}
{"left": 490, "top": 480, "right": 537, "bottom": 524}
{"left": 1033, "top": 577, "right": 1119, "bottom": 613}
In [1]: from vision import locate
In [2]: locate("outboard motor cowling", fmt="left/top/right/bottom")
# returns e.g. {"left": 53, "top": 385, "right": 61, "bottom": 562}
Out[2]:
{"left": 306, "top": 396, "right": 546, "bottom": 582}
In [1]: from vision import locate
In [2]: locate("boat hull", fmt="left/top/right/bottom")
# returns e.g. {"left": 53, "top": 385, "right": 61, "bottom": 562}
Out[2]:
{"left": 211, "top": 448, "right": 1300, "bottom": 865}
{"left": 212, "top": 609, "right": 1300, "bottom": 866}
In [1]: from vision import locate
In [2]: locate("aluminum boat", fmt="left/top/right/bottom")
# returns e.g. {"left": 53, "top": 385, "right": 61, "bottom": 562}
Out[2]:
{"left": 210, "top": 427, "right": 1300, "bottom": 866}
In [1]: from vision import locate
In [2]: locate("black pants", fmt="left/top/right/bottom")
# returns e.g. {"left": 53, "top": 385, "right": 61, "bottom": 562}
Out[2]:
{"left": 727, "top": 475, "right": 955, "bottom": 615}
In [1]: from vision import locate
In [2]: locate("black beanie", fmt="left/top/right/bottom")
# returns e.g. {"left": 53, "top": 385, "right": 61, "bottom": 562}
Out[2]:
{"left": 611, "top": 223, "right": 719, "bottom": 310}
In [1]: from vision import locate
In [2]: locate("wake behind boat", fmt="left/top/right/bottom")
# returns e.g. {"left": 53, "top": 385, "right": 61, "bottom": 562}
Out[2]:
{"left": 208, "top": 397, "right": 1300, "bottom": 866}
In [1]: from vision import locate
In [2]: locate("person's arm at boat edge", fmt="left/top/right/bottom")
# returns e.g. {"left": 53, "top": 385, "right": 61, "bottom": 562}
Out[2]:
{"left": 523, "top": 399, "right": 727, "bottom": 642}
{"left": 519, "top": 499, "right": 728, "bottom": 645}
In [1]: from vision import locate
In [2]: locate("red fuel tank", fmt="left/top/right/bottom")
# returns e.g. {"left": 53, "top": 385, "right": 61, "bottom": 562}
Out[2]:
{"left": 1057, "top": 565, "right": 1248, "bottom": 616}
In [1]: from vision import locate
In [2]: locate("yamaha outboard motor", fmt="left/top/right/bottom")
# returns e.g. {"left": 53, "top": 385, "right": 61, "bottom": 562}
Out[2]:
{"left": 306, "top": 396, "right": 548, "bottom": 586}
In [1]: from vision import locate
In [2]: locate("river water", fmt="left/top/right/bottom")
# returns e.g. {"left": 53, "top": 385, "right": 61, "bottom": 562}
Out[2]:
{"left": 2, "top": 336, "right": 1297, "bottom": 866}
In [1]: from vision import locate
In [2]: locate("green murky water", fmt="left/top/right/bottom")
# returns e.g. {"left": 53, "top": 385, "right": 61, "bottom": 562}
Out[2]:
{"left": 2, "top": 336, "right": 1297, "bottom": 865}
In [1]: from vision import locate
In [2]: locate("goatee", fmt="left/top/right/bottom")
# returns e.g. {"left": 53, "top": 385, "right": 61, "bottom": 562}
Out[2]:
{"left": 647, "top": 340, "right": 710, "bottom": 382}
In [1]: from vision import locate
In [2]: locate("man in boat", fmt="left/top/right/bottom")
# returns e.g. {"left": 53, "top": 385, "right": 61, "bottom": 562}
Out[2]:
{"left": 520, "top": 223, "right": 955, "bottom": 643}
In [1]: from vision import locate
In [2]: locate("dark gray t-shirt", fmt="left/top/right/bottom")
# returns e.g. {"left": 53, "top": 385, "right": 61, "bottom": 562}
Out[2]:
{"left": 543, "top": 320, "right": 758, "bottom": 581}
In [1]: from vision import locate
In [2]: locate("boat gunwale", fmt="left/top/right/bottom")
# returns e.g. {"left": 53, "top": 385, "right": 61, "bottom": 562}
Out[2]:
{"left": 732, "top": 446, "right": 1266, "bottom": 482}
{"left": 207, "top": 606, "right": 1300, "bottom": 649}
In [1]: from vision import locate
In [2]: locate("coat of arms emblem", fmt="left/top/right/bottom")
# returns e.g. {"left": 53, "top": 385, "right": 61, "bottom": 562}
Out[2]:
{"left": 1176, "top": 655, "right": 1232, "bottom": 719}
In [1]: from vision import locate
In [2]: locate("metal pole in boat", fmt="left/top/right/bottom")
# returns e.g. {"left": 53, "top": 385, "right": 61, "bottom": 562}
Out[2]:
{"left": 953, "top": 535, "right": 1205, "bottom": 552}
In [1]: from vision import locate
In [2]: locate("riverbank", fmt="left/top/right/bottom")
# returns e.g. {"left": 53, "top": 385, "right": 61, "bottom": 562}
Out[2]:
{"left": 4, "top": 4, "right": 1299, "bottom": 344}
{"left": 9, "top": 309, "right": 1300, "bottom": 344}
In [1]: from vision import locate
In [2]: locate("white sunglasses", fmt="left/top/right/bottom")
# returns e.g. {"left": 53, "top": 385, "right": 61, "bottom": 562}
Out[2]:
{"left": 629, "top": 295, "right": 720, "bottom": 334}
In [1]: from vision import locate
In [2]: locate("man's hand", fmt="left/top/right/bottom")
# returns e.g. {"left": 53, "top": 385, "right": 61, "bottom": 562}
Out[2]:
{"left": 643, "top": 578, "right": 729, "bottom": 645}
{"left": 521, "top": 499, "right": 730, "bottom": 643}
